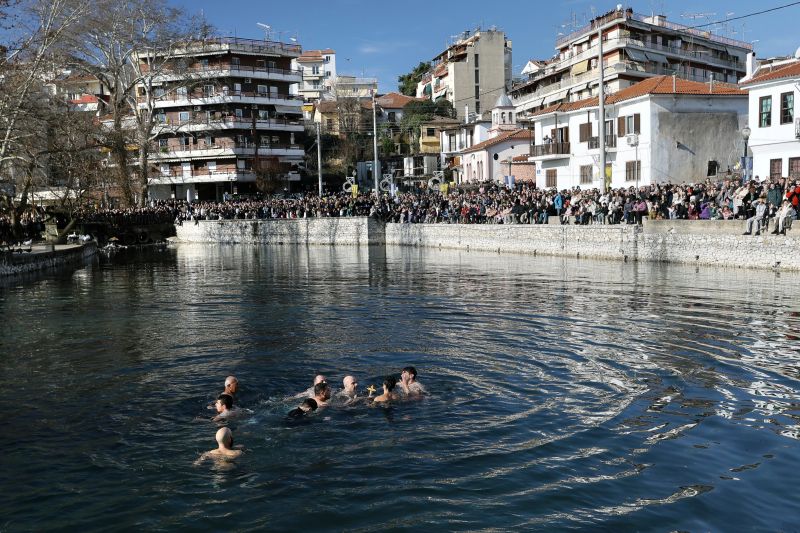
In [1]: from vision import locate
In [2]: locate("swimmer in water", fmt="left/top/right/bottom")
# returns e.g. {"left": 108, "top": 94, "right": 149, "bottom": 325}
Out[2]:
{"left": 372, "top": 376, "right": 400, "bottom": 403}
{"left": 212, "top": 393, "right": 235, "bottom": 421}
{"left": 194, "top": 427, "right": 242, "bottom": 464}
{"left": 293, "top": 374, "right": 327, "bottom": 399}
{"left": 287, "top": 398, "right": 318, "bottom": 419}
{"left": 336, "top": 375, "right": 360, "bottom": 405}
{"left": 400, "top": 366, "right": 426, "bottom": 397}
{"left": 313, "top": 381, "right": 331, "bottom": 407}
{"left": 207, "top": 375, "right": 240, "bottom": 410}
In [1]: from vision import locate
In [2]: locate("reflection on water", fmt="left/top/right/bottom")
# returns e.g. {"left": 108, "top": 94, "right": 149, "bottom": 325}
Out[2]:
{"left": 1, "top": 244, "right": 799, "bottom": 531}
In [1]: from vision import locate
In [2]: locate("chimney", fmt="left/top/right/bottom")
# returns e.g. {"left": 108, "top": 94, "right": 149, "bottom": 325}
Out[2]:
{"left": 746, "top": 52, "right": 756, "bottom": 78}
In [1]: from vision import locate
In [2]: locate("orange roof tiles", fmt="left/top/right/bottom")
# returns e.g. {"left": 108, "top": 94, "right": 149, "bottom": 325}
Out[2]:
{"left": 297, "top": 49, "right": 335, "bottom": 62}
{"left": 741, "top": 60, "right": 800, "bottom": 86}
{"left": 375, "top": 92, "right": 424, "bottom": 109}
{"left": 462, "top": 129, "right": 533, "bottom": 154}
{"left": 526, "top": 75, "right": 745, "bottom": 118}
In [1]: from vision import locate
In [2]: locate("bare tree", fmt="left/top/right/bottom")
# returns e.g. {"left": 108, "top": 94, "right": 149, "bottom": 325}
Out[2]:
{"left": 68, "top": 0, "right": 210, "bottom": 206}
{"left": 0, "top": 0, "right": 87, "bottom": 236}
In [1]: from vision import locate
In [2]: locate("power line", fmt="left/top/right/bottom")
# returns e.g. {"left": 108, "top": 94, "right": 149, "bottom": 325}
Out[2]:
{"left": 687, "top": 1, "right": 800, "bottom": 29}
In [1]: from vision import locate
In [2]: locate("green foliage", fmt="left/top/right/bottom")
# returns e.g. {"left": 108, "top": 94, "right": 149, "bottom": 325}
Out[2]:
{"left": 397, "top": 61, "right": 431, "bottom": 96}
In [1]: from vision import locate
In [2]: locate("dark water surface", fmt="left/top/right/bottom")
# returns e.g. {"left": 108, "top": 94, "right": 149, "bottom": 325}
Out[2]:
{"left": 2, "top": 244, "right": 800, "bottom": 531}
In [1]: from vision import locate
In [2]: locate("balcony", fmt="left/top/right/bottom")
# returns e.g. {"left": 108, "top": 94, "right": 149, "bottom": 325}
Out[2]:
{"left": 588, "top": 135, "right": 617, "bottom": 149}
{"left": 149, "top": 169, "right": 256, "bottom": 185}
{"left": 143, "top": 90, "right": 303, "bottom": 109}
{"left": 531, "top": 142, "right": 571, "bottom": 159}
{"left": 150, "top": 142, "right": 304, "bottom": 161}
{"left": 154, "top": 116, "right": 304, "bottom": 133}
{"left": 152, "top": 64, "right": 302, "bottom": 84}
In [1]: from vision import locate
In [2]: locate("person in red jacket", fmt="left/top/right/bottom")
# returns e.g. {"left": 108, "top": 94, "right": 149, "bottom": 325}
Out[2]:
{"left": 787, "top": 180, "right": 800, "bottom": 210}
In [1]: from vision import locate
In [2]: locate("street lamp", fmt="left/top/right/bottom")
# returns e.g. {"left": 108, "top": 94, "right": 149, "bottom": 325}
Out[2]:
{"left": 742, "top": 125, "right": 751, "bottom": 181}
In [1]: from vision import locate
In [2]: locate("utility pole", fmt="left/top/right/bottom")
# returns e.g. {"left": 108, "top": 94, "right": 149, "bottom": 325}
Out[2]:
{"left": 598, "top": 26, "right": 606, "bottom": 194}
{"left": 372, "top": 91, "right": 379, "bottom": 192}
{"left": 316, "top": 122, "right": 323, "bottom": 196}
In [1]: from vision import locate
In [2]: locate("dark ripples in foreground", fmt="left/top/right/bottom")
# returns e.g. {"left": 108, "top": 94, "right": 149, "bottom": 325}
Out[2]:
{"left": 1, "top": 244, "right": 800, "bottom": 531}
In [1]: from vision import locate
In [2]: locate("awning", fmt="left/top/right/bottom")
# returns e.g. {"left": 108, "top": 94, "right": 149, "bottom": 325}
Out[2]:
{"left": 571, "top": 60, "right": 589, "bottom": 75}
{"left": 273, "top": 104, "right": 302, "bottom": 115}
{"left": 645, "top": 52, "right": 669, "bottom": 64}
{"left": 544, "top": 90, "right": 567, "bottom": 106}
{"left": 625, "top": 49, "right": 648, "bottom": 62}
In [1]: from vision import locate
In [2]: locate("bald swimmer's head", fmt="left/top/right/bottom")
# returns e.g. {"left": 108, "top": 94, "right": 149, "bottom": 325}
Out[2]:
{"left": 224, "top": 376, "right": 239, "bottom": 394}
{"left": 216, "top": 427, "right": 233, "bottom": 449}
{"left": 313, "top": 374, "right": 326, "bottom": 386}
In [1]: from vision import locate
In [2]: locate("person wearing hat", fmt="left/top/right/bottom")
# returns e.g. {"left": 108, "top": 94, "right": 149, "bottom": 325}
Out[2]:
{"left": 771, "top": 199, "right": 796, "bottom": 235}
{"left": 743, "top": 195, "right": 768, "bottom": 236}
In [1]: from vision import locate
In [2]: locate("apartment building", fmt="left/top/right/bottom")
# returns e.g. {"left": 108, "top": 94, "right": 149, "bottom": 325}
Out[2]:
{"left": 334, "top": 75, "right": 379, "bottom": 98}
{"left": 416, "top": 28, "right": 512, "bottom": 119}
{"left": 740, "top": 53, "right": 800, "bottom": 179}
{"left": 525, "top": 76, "right": 747, "bottom": 190}
{"left": 143, "top": 37, "right": 304, "bottom": 201}
{"left": 511, "top": 6, "right": 752, "bottom": 118}
{"left": 294, "top": 49, "right": 336, "bottom": 102}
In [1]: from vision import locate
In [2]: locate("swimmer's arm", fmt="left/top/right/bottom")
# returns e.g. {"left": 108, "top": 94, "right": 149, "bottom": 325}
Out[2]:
{"left": 193, "top": 452, "right": 210, "bottom": 465}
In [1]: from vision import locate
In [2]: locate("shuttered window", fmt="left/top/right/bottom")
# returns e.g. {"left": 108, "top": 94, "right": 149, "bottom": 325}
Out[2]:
{"left": 546, "top": 169, "right": 557, "bottom": 188}
{"left": 580, "top": 165, "right": 593, "bottom": 184}
{"left": 770, "top": 158, "right": 782, "bottom": 178}
{"left": 625, "top": 161, "right": 641, "bottom": 181}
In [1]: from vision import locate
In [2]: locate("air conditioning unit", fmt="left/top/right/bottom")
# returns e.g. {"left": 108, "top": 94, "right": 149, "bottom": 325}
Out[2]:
{"left": 795, "top": 118, "right": 800, "bottom": 139}
{"left": 194, "top": 106, "right": 201, "bottom": 111}
{"left": 244, "top": 77, "right": 252, "bottom": 83}
{"left": 626, "top": 133, "right": 639, "bottom": 147}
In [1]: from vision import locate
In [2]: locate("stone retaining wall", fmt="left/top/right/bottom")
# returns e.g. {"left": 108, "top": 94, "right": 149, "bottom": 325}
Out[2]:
{"left": 0, "top": 242, "right": 97, "bottom": 276}
{"left": 175, "top": 218, "right": 800, "bottom": 271}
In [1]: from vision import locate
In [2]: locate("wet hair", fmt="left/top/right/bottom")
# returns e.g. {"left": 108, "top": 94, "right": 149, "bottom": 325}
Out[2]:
{"left": 402, "top": 366, "right": 417, "bottom": 379}
{"left": 301, "top": 398, "right": 318, "bottom": 411}
{"left": 314, "top": 382, "right": 330, "bottom": 396}
{"left": 384, "top": 375, "right": 398, "bottom": 392}
{"left": 287, "top": 408, "right": 304, "bottom": 419}
{"left": 217, "top": 393, "right": 233, "bottom": 409}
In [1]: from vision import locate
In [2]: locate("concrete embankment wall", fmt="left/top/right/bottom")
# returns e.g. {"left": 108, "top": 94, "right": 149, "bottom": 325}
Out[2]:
{"left": 0, "top": 242, "right": 97, "bottom": 276}
{"left": 175, "top": 218, "right": 800, "bottom": 271}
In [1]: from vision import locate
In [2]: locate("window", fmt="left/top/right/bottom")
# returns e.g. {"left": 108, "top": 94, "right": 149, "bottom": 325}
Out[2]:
{"left": 179, "top": 137, "right": 189, "bottom": 148}
{"left": 231, "top": 57, "right": 240, "bottom": 66}
{"left": 233, "top": 83, "right": 241, "bottom": 94}
{"left": 158, "top": 139, "right": 168, "bottom": 149}
{"left": 203, "top": 84, "right": 214, "bottom": 96}
{"left": 789, "top": 157, "right": 800, "bottom": 177}
{"left": 388, "top": 111, "right": 396, "bottom": 122}
{"left": 205, "top": 135, "right": 213, "bottom": 146}
{"left": 208, "top": 161, "right": 216, "bottom": 173}
{"left": 178, "top": 111, "right": 190, "bottom": 122}
{"left": 625, "top": 160, "right": 641, "bottom": 181}
{"left": 324, "top": 55, "right": 330, "bottom": 63}
{"left": 256, "top": 60, "right": 265, "bottom": 69}
{"left": 156, "top": 113, "right": 166, "bottom": 123}
{"left": 501, "top": 112, "right": 506, "bottom": 124}
{"left": 200, "top": 59, "right": 209, "bottom": 68}
{"left": 326, "top": 118, "right": 334, "bottom": 130}
{"left": 580, "top": 165, "right": 593, "bottom": 184}
{"left": 474, "top": 54, "right": 479, "bottom": 68}
{"left": 237, "top": 159, "right": 245, "bottom": 169}
{"left": 781, "top": 92, "right": 794, "bottom": 125}
{"left": 579, "top": 122, "right": 592, "bottom": 142}
{"left": 176, "top": 86, "right": 187, "bottom": 97}
{"left": 475, "top": 101, "right": 480, "bottom": 114}
{"left": 257, "top": 85, "right": 267, "bottom": 95}
{"left": 160, "top": 164, "right": 170, "bottom": 175}
{"left": 312, "top": 65, "right": 320, "bottom": 75}
{"left": 617, "top": 113, "right": 640, "bottom": 136}
{"left": 546, "top": 169, "right": 557, "bottom": 188}
{"left": 474, "top": 85, "right": 480, "bottom": 99}
{"left": 258, "top": 110, "right": 269, "bottom": 120}
{"left": 426, "top": 128, "right": 435, "bottom": 137}
{"left": 760, "top": 96, "right": 772, "bottom": 127}
{"left": 770, "top": 158, "right": 782, "bottom": 178}
{"left": 235, "top": 108, "right": 243, "bottom": 118}
{"left": 268, "top": 60, "right": 276, "bottom": 69}
{"left": 474, "top": 70, "right": 480, "bottom": 83}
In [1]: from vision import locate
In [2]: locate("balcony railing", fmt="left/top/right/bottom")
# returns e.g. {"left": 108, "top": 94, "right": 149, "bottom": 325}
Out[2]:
{"left": 143, "top": 90, "right": 303, "bottom": 104}
{"left": 532, "top": 142, "right": 570, "bottom": 157}
{"left": 160, "top": 63, "right": 302, "bottom": 77}
{"left": 588, "top": 135, "right": 617, "bottom": 149}
{"left": 151, "top": 142, "right": 303, "bottom": 155}
{"left": 155, "top": 116, "right": 303, "bottom": 128}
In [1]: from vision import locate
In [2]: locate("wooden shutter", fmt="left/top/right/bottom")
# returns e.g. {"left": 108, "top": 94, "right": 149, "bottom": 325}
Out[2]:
{"left": 618, "top": 116, "right": 626, "bottom": 137}
{"left": 563, "top": 126, "right": 570, "bottom": 143}
{"left": 633, "top": 113, "right": 641, "bottom": 134}
{"left": 579, "top": 123, "right": 590, "bottom": 142}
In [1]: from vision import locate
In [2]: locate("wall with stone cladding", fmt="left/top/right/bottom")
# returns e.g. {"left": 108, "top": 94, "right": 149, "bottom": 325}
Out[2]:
{"left": 175, "top": 217, "right": 385, "bottom": 246}
{"left": 174, "top": 218, "right": 800, "bottom": 271}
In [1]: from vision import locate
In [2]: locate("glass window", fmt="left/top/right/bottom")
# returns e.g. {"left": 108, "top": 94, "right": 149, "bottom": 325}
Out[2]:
{"left": 760, "top": 96, "right": 772, "bottom": 127}
{"left": 780, "top": 92, "right": 794, "bottom": 125}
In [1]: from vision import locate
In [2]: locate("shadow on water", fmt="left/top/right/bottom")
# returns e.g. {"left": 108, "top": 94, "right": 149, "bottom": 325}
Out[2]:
{"left": 1, "top": 243, "right": 799, "bottom": 531}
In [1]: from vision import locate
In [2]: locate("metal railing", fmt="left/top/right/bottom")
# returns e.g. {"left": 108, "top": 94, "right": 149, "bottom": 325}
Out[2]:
{"left": 156, "top": 116, "right": 302, "bottom": 128}
{"left": 588, "top": 135, "right": 617, "bottom": 149}
{"left": 532, "top": 142, "right": 570, "bottom": 157}
{"left": 143, "top": 90, "right": 303, "bottom": 103}
{"left": 160, "top": 63, "right": 302, "bottom": 77}
{"left": 151, "top": 142, "right": 302, "bottom": 154}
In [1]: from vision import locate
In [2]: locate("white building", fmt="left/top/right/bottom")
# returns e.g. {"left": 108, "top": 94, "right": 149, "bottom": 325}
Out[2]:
{"left": 294, "top": 49, "right": 336, "bottom": 102}
{"left": 334, "top": 75, "right": 378, "bottom": 98}
{"left": 525, "top": 75, "right": 747, "bottom": 190}
{"left": 740, "top": 54, "right": 800, "bottom": 179}
{"left": 511, "top": 6, "right": 752, "bottom": 118}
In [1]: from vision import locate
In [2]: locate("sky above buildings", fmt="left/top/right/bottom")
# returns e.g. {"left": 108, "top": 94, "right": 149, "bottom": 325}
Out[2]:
{"left": 171, "top": 0, "right": 800, "bottom": 92}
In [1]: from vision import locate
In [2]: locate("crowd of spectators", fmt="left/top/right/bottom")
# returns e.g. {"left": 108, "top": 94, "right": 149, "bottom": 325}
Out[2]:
{"left": 3, "top": 177, "right": 798, "bottom": 243}
{"left": 0, "top": 208, "right": 46, "bottom": 246}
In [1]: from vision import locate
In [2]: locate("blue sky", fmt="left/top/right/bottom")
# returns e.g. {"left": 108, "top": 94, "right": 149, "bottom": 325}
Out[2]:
{"left": 172, "top": 0, "right": 800, "bottom": 92}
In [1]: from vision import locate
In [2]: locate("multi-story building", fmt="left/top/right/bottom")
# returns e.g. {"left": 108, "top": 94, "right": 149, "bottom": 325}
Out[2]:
{"left": 143, "top": 37, "right": 304, "bottom": 201}
{"left": 51, "top": 71, "right": 108, "bottom": 114}
{"left": 294, "top": 49, "right": 336, "bottom": 102}
{"left": 525, "top": 76, "right": 747, "bottom": 190}
{"left": 740, "top": 53, "right": 800, "bottom": 180}
{"left": 511, "top": 6, "right": 752, "bottom": 118}
{"left": 334, "top": 76, "right": 378, "bottom": 98}
{"left": 416, "top": 28, "right": 512, "bottom": 120}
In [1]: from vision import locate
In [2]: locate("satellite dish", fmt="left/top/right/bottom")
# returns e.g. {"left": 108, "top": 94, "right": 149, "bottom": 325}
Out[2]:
{"left": 794, "top": 46, "right": 800, "bottom": 59}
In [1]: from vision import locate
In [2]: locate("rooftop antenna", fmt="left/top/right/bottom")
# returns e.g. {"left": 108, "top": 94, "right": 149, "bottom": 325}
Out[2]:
{"left": 256, "top": 22, "right": 272, "bottom": 41}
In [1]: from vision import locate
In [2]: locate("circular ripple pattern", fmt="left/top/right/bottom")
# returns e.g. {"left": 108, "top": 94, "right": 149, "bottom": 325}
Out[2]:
{"left": 1, "top": 244, "right": 800, "bottom": 531}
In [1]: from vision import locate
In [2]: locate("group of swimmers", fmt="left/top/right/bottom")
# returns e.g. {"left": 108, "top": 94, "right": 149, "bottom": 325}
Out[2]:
{"left": 195, "top": 368, "right": 425, "bottom": 464}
